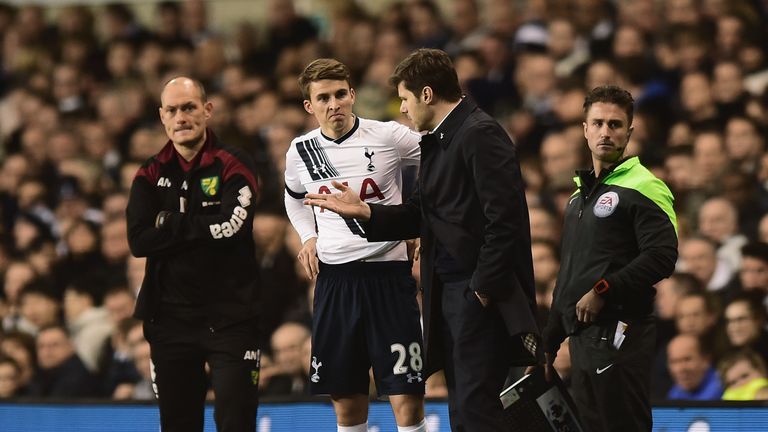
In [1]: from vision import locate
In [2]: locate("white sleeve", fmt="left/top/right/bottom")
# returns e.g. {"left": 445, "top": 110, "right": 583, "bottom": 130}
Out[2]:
{"left": 284, "top": 144, "right": 317, "bottom": 244}
{"left": 390, "top": 121, "right": 422, "bottom": 167}
{"left": 284, "top": 190, "right": 317, "bottom": 243}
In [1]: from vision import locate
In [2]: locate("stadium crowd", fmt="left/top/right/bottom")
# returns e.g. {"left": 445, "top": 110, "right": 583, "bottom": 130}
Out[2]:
{"left": 0, "top": 0, "right": 768, "bottom": 404}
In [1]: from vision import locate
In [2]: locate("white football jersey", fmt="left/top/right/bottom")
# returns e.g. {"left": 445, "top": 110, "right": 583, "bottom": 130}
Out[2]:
{"left": 284, "top": 116, "right": 421, "bottom": 264}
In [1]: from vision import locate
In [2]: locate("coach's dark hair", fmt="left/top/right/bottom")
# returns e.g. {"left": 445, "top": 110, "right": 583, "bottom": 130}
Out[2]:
{"left": 389, "top": 48, "right": 462, "bottom": 102}
{"left": 161, "top": 76, "right": 207, "bottom": 102}
{"left": 298, "top": 58, "right": 351, "bottom": 100}
{"left": 583, "top": 85, "right": 635, "bottom": 126}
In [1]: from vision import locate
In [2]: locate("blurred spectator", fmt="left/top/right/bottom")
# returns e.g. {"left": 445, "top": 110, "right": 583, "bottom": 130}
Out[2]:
{"left": 739, "top": 242, "right": 768, "bottom": 298}
{"left": 102, "top": 286, "right": 135, "bottom": 324}
{"left": 100, "top": 217, "right": 130, "bottom": 279}
{"left": 697, "top": 196, "right": 748, "bottom": 271}
{"left": 652, "top": 272, "right": 703, "bottom": 398}
{"left": 0, "top": 355, "right": 22, "bottom": 398}
{"left": 539, "top": 132, "right": 584, "bottom": 191}
{"left": 0, "top": 331, "right": 36, "bottom": 395}
{"left": 262, "top": 321, "right": 310, "bottom": 396}
{"left": 63, "top": 278, "right": 112, "bottom": 372}
{"left": 724, "top": 115, "right": 765, "bottom": 174}
{"left": 678, "top": 236, "right": 734, "bottom": 292}
{"left": 18, "top": 281, "right": 61, "bottom": 335}
{"left": 443, "top": 0, "right": 486, "bottom": 56}
{"left": 724, "top": 293, "right": 768, "bottom": 363}
{"left": 27, "top": 324, "right": 99, "bottom": 397}
{"left": 125, "top": 320, "right": 153, "bottom": 400}
{"left": 104, "top": 317, "right": 140, "bottom": 399}
{"left": 54, "top": 218, "right": 107, "bottom": 294}
{"left": 667, "top": 334, "right": 723, "bottom": 400}
{"left": 407, "top": 0, "right": 450, "bottom": 49}
{"left": 252, "top": 210, "right": 304, "bottom": 348}
{"left": 2, "top": 260, "right": 37, "bottom": 331}
{"left": 531, "top": 238, "right": 559, "bottom": 328}
{"left": 674, "top": 290, "right": 729, "bottom": 361}
{"left": 718, "top": 349, "right": 768, "bottom": 401}
{"left": 528, "top": 205, "right": 560, "bottom": 244}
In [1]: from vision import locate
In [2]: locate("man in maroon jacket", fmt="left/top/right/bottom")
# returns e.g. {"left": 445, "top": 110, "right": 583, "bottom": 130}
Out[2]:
{"left": 127, "top": 77, "right": 261, "bottom": 432}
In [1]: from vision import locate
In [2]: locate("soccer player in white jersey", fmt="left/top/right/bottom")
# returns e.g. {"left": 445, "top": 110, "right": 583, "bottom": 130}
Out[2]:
{"left": 284, "top": 59, "right": 428, "bottom": 432}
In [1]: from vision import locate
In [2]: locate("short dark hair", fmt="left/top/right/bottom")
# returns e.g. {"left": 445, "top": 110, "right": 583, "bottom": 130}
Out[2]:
{"left": 680, "top": 290, "right": 720, "bottom": 316}
{"left": 742, "top": 242, "right": 768, "bottom": 264}
{"left": 583, "top": 85, "right": 635, "bottom": 126}
{"left": 298, "top": 58, "right": 351, "bottom": 100}
{"left": 668, "top": 272, "right": 703, "bottom": 295}
{"left": 389, "top": 48, "right": 462, "bottom": 102}
{"left": 727, "top": 292, "right": 768, "bottom": 323}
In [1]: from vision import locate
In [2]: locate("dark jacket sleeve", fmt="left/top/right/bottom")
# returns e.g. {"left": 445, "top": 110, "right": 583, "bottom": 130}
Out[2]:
{"left": 602, "top": 191, "right": 678, "bottom": 302}
{"left": 160, "top": 172, "right": 257, "bottom": 246}
{"left": 543, "top": 305, "right": 567, "bottom": 357}
{"left": 126, "top": 175, "right": 188, "bottom": 258}
{"left": 365, "top": 183, "right": 421, "bottom": 241}
{"left": 464, "top": 122, "right": 529, "bottom": 298}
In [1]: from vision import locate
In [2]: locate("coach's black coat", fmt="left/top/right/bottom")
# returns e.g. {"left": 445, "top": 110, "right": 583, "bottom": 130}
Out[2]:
{"left": 366, "top": 97, "right": 539, "bottom": 377}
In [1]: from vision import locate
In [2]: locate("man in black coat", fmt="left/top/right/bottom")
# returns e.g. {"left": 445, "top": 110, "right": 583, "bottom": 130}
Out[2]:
{"left": 304, "top": 48, "right": 539, "bottom": 431}
{"left": 28, "top": 325, "right": 100, "bottom": 398}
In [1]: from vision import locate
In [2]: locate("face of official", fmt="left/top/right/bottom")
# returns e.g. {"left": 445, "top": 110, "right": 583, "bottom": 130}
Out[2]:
{"left": 397, "top": 81, "right": 433, "bottom": 132}
{"left": 667, "top": 335, "right": 711, "bottom": 392}
{"left": 725, "top": 301, "right": 761, "bottom": 347}
{"left": 740, "top": 256, "right": 768, "bottom": 292}
{"left": 583, "top": 102, "right": 632, "bottom": 171}
{"left": 159, "top": 78, "right": 212, "bottom": 149}
{"left": 303, "top": 79, "right": 356, "bottom": 140}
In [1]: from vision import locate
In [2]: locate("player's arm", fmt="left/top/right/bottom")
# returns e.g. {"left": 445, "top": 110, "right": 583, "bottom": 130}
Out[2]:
{"left": 157, "top": 156, "right": 259, "bottom": 246}
{"left": 390, "top": 121, "right": 421, "bottom": 168}
{"left": 126, "top": 174, "right": 189, "bottom": 257}
{"left": 304, "top": 180, "right": 421, "bottom": 240}
{"left": 284, "top": 146, "right": 319, "bottom": 278}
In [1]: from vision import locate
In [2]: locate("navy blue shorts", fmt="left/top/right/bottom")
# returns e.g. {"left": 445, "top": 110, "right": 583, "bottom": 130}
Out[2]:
{"left": 309, "top": 261, "right": 426, "bottom": 396}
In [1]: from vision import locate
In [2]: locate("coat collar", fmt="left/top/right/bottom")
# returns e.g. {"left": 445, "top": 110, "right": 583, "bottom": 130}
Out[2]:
{"left": 431, "top": 96, "right": 475, "bottom": 149}
{"left": 157, "top": 128, "right": 219, "bottom": 168}
{"left": 573, "top": 156, "right": 639, "bottom": 188}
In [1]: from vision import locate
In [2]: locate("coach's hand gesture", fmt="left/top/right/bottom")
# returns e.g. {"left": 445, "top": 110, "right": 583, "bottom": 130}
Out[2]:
{"left": 304, "top": 181, "right": 372, "bottom": 220}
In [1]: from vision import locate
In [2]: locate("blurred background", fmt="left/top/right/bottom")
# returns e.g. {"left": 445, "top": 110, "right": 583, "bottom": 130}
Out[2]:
{"left": 0, "top": 0, "right": 767, "bottom": 429}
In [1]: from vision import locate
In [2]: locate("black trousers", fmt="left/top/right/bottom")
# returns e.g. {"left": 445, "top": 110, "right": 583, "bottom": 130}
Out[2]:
{"left": 440, "top": 279, "right": 511, "bottom": 432}
{"left": 143, "top": 316, "right": 261, "bottom": 432}
{"left": 569, "top": 318, "right": 656, "bottom": 432}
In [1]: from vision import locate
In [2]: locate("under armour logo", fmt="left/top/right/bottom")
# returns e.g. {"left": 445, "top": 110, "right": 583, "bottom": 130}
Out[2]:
{"left": 313, "top": 164, "right": 328, "bottom": 176}
{"left": 311, "top": 356, "right": 322, "bottom": 383}
{"left": 407, "top": 372, "right": 423, "bottom": 383}
{"left": 364, "top": 148, "right": 375, "bottom": 172}
{"left": 439, "top": 132, "right": 444, "bottom": 139}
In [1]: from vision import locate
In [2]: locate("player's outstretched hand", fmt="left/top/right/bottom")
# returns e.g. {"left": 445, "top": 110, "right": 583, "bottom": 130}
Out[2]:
{"left": 304, "top": 181, "right": 371, "bottom": 220}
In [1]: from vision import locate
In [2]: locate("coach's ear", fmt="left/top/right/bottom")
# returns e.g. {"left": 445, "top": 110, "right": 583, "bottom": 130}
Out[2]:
{"left": 422, "top": 86, "right": 434, "bottom": 104}
{"left": 303, "top": 99, "right": 313, "bottom": 115}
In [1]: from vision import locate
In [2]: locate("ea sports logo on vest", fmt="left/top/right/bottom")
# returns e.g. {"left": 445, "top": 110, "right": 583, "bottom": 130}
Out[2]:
{"left": 594, "top": 192, "right": 619, "bottom": 217}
